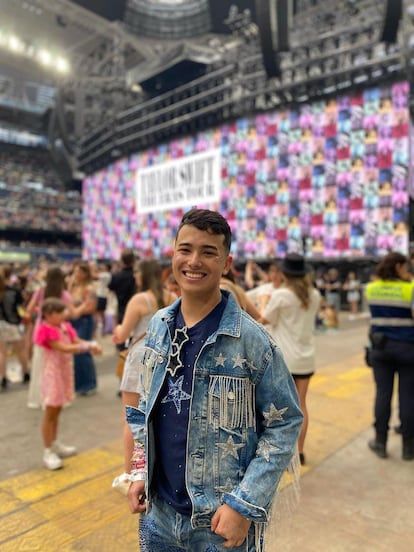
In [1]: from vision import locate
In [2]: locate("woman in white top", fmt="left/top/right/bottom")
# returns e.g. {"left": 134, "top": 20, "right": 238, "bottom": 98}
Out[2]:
{"left": 261, "top": 253, "right": 321, "bottom": 465}
{"left": 112, "top": 259, "right": 177, "bottom": 487}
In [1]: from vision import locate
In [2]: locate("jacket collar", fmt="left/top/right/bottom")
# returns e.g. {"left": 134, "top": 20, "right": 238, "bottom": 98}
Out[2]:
{"left": 161, "top": 290, "right": 242, "bottom": 339}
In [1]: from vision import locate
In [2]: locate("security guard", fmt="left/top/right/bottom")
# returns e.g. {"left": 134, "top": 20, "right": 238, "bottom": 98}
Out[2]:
{"left": 365, "top": 252, "right": 414, "bottom": 461}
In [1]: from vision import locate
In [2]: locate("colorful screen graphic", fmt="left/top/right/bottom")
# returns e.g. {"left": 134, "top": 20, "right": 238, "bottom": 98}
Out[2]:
{"left": 83, "top": 81, "right": 410, "bottom": 260}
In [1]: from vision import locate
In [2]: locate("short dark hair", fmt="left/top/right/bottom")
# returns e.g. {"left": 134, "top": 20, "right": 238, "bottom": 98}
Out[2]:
{"left": 121, "top": 248, "right": 135, "bottom": 267}
{"left": 376, "top": 251, "right": 408, "bottom": 280}
{"left": 176, "top": 209, "right": 232, "bottom": 254}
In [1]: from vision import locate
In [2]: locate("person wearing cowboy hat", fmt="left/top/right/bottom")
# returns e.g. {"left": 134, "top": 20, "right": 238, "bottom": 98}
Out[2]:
{"left": 260, "top": 253, "right": 322, "bottom": 466}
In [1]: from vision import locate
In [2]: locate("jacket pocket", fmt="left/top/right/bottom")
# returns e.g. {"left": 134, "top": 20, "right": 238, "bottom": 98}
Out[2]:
{"left": 141, "top": 348, "right": 166, "bottom": 394}
{"left": 208, "top": 375, "right": 255, "bottom": 429}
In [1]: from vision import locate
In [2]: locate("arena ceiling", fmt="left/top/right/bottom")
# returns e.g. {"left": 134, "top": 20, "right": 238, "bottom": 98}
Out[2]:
{"left": 0, "top": 0, "right": 411, "bottom": 181}
{"left": 0, "top": 1, "right": 406, "bottom": 124}
{"left": 0, "top": 0, "right": 232, "bottom": 118}
{"left": 0, "top": 0, "right": 231, "bottom": 176}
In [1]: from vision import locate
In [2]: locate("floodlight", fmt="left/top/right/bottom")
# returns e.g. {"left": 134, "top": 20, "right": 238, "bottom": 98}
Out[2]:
{"left": 56, "top": 57, "right": 70, "bottom": 73}
{"left": 8, "top": 35, "right": 25, "bottom": 53}
{"left": 38, "top": 49, "right": 52, "bottom": 66}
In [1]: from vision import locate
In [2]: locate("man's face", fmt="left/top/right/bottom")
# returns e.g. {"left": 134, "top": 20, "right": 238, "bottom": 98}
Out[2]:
{"left": 172, "top": 225, "right": 232, "bottom": 297}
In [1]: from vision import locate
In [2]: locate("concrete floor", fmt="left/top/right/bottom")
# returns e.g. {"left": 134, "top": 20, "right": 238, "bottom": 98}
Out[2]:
{"left": 1, "top": 314, "right": 413, "bottom": 551}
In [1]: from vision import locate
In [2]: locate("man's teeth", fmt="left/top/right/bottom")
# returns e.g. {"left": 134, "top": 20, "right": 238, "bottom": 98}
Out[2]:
{"left": 185, "top": 272, "right": 204, "bottom": 279}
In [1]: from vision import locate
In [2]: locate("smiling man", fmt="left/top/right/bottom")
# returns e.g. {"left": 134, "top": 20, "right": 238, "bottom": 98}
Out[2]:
{"left": 125, "top": 208, "right": 303, "bottom": 551}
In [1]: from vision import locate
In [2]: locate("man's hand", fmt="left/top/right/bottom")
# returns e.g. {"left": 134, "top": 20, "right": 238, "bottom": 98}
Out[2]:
{"left": 211, "top": 504, "right": 251, "bottom": 548}
{"left": 127, "top": 481, "right": 147, "bottom": 514}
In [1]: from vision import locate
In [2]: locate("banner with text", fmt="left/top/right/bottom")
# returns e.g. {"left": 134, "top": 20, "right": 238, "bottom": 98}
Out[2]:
{"left": 135, "top": 148, "right": 221, "bottom": 214}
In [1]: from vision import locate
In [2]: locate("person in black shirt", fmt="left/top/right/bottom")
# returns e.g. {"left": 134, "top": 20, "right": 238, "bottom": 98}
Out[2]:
{"left": 108, "top": 249, "right": 137, "bottom": 388}
{"left": 108, "top": 249, "right": 137, "bottom": 327}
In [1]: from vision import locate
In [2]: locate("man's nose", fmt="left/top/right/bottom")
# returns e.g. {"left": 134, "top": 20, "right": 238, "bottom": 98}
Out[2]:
{"left": 187, "top": 251, "right": 202, "bottom": 266}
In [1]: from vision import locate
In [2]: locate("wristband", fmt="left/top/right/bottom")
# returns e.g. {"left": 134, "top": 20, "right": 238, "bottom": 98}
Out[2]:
{"left": 112, "top": 472, "right": 146, "bottom": 487}
{"left": 129, "top": 471, "right": 146, "bottom": 482}
{"left": 112, "top": 473, "right": 130, "bottom": 487}
{"left": 131, "top": 442, "right": 146, "bottom": 468}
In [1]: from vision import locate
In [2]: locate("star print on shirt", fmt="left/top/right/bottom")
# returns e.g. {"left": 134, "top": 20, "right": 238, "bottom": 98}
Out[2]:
{"left": 215, "top": 352, "right": 227, "bottom": 367}
{"left": 256, "top": 439, "right": 280, "bottom": 462}
{"left": 218, "top": 436, "right": 245, "bottom": 459}
{"left": 232, "top": 353, "right": 246, "bottom": 368}
{"left": 161, "top": 375, "right": 191, "bottom": 414}
{"left": 263, "top": 404, "right": 288, "bottom": 425}
{"left": 168, "top": 326, "right": 189, "bottom": 376}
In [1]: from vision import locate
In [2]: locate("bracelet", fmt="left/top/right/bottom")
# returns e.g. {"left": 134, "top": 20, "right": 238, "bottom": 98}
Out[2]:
{"left": 129, "top": 471, "right": 146, "bottom": 482}
{"left": 131, "top": 442, "right": 146, "bottom": 471}
{"left": 112, "top": 473, "right": 130, "bottom": 487}
{"left": 112, "top": 472, "right": 146, "bottom": 487}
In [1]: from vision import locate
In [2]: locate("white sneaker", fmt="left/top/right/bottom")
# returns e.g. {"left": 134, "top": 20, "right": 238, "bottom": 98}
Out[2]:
{"left": 43, "top": 450, "right": 63, "bottom": 471}
{"left": 53, "top": 442, "right": 77, "bottom": 458}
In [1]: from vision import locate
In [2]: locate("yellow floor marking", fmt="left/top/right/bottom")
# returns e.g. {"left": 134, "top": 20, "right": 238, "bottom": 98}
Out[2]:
{"left": 2, "top": 505, "right": 47, "bottom": 544}
{"left": 31, "top": 471, "right": 121, "bottom": 518}
{"left": 337, "top": 366, "right": 371, "bottom": 381}
{"left": 1, "top": 449, "right": 122, "bottom": 503}
{"left": 1, "top": 521, "right": 75, "bottom": 552}
{"left": 326, "top": 381, "right": 368, "bottom": 399}
{"left": 0, "top": 488, "right": 24, "bottom": 516}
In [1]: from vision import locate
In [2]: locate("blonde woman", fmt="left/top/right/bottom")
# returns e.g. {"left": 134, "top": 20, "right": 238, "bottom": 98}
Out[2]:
{"left": 219, "top": 268, "right": 262, "bottom": 320}
{"left": 261, "top": 253, "right": 321, "bottom": 465}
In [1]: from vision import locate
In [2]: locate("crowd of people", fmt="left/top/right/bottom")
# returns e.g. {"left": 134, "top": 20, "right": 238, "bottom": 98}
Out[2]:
{"left": 0, "top": 146, "right": 82, "bottom": 234}
{"left": 1, "top": 208, "right": 413, "bottom": 550}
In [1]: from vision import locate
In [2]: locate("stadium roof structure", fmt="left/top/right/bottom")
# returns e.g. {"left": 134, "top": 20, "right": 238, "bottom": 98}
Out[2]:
{"left": 0, "top": 0, "right": 236, "bottom": 168}
{"left": 0, "top": 0, "right": 226, "bottom": 177}
{"left": 0, "top": 0, "right": 412, "bottom": 179}
{"left": 0, "top": 0, "right": 231, "bottom": 119}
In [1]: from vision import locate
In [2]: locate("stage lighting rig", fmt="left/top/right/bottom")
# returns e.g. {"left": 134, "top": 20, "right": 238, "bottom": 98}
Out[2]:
{"left": 77, "top": 0, "right": 410, "bottom": 173}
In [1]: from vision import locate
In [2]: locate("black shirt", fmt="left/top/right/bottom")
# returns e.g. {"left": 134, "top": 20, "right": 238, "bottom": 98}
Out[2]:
{"left": 108, "top": 267, "right": 136, "bottom": 323}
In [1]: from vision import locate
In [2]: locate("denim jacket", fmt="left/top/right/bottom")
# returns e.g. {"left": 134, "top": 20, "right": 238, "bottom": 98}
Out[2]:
{"left": 127, "top": 291, "right": 303, "bottom": 534}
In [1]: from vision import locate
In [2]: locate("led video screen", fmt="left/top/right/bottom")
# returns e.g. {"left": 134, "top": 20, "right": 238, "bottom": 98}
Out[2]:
{"left": 82, "top": 81, "right": 410, "bottom": 260}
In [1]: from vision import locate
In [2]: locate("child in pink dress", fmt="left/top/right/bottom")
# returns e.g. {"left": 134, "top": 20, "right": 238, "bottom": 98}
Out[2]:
{"left": 35, "top": 298, "right": 102, "bottom": 470}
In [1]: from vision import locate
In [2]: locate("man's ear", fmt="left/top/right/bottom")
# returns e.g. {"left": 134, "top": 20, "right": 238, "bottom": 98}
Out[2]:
{"left": 222, "top": 255, "right": 233, "bottom": 276}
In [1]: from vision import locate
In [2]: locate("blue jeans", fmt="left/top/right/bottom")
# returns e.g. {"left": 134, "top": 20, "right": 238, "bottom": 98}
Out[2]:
{"left": 139, "top": 497, "right": 256, "bottom": 551}
{"left": 71, "top": 314, "right": 97, "bottom": 393}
